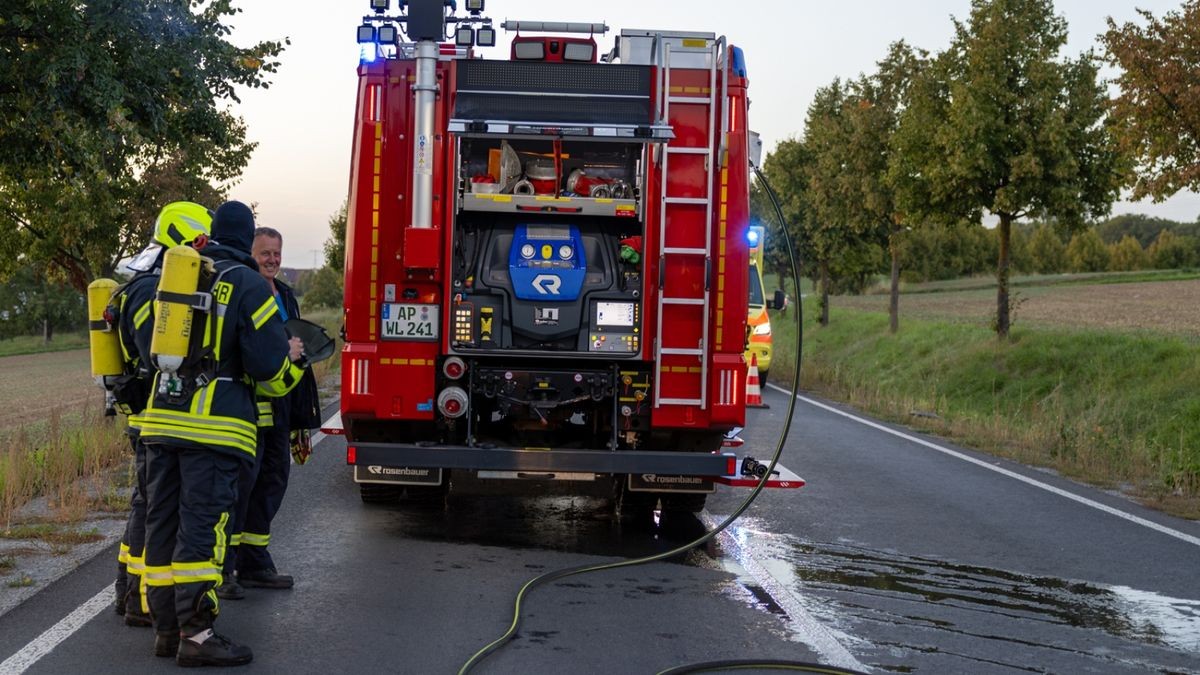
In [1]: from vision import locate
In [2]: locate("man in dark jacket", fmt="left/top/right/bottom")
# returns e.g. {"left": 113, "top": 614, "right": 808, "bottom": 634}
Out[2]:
{"left": 140, "top": 201, "right": 305, "bottom": 667}
{"left": 218, "top": 226, "right": 321, "bottom": 597}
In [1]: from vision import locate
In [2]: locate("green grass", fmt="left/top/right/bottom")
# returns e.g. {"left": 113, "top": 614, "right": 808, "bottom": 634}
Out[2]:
{"left": 769, "top": 302, "right": 1200, "bottom": 517}
{"left": 0, "top": 333, "right": 88, "bottom": 358}
{"left": 0, "top": 524, "right": 103, "bottom": 546}
{"left": 6, "top": 574, "right": 33, "bottom": 588}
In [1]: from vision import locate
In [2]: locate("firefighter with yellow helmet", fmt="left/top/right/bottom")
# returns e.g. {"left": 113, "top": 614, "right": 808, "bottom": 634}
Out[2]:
{"left": 91, "top": 202, "right": 212, "bottom": 626}
{"left": 140, "top": 201, "right": 304, "bottom": 667}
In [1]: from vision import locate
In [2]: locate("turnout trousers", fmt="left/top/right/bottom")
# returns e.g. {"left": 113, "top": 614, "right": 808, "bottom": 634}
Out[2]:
{"left": 238, "top": 398, "right": 291, "bottom": 574}
{"left": 117, "top": 433, "right": 150, "bottom": 614}
{"left": 143, "top": 443, "right": 240, "bottom": 636}
{"left": 222, "top": 434, "right": 264, "bottom": 579}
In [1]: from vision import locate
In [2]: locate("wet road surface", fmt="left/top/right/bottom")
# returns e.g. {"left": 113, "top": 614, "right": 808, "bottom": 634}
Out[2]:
{"left": 2, "top": 387, "right": 1199, "bottom": 673}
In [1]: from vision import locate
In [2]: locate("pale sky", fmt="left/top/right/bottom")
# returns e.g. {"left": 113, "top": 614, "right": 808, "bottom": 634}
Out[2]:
{"left": 226, "top": 0, "right": 1200, "bottom": 268}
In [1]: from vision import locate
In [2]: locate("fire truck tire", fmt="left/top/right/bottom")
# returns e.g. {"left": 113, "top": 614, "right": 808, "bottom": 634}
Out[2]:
{"left": 359, "top": 484, "right": 402, "bottom": 504}
{"left": 615, "top": 480, "right": 658, "bottom": 526}
{"left": 400, "top": 479, "right": 450, "bottom": 507}
{"left": 659, "top": 492, "right": 708, "bottom": 514}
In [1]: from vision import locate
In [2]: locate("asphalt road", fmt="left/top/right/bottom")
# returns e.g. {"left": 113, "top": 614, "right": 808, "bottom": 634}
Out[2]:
{"left": 1, "top": 386, "right": 1199, "bottom": 674}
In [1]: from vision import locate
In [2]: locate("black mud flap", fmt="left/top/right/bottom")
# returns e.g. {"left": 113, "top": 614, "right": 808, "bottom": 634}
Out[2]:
{"left": 354, "top": 465, "right": 443, "bottom": 486}
{"left": 627, "top": 473, "right": 715, "bottom": 494}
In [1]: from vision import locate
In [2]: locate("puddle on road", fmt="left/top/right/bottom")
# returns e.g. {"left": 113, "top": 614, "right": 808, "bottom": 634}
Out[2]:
{"left": 714, "top": 519, "right": 1200, "bottom": 672}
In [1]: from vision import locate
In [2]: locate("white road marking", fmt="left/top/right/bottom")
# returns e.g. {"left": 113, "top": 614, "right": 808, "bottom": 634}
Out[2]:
{"left": 766, "top": 382, "right": 1200, "bottom": 549}
{"left": 1, "top": 430, "right": 340, "bottom": 671}
{"left": 700, "top": 512, "right": 870, "bottom": 673}
{"left": 0, "top": 585, "right": 112, "bottom": 674}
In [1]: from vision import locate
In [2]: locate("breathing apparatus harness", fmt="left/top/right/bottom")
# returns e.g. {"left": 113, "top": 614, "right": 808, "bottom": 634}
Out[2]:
{"left": 457, "top": 168, "right": 864, "bottom": 675}
{"left": 154, "top": 257, "right": 244, "bottom": 406}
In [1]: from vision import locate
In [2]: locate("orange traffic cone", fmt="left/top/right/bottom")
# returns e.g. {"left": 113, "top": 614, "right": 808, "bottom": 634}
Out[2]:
{"left": 746, "top": 354, "right": 768, "bottom": 409}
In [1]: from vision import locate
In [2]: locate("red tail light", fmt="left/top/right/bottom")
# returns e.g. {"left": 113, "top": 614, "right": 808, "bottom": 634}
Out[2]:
{"left": 347, "top": 445, "right": 357, "bottom": 465}
{"left": 443, "top": 356, "right": 466, "bottom": 380}
{"left": 437, "top": 387, "right": 469, "bottom": 419}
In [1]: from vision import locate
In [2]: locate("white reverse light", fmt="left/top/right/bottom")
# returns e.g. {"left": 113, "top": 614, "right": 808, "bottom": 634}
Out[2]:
{"left": 521, "top": 244, "right": 535, "bottom": 259}
{"left": 558, "top": 245, "right": 573, "bottom": 260}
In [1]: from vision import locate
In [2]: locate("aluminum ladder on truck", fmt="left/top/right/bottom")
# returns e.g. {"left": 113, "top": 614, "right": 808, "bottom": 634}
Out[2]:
{"left": 653, "top": 37, "right": 722, "bottom": 409}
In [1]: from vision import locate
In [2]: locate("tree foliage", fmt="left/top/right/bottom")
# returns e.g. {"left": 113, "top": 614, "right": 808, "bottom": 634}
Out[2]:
{"left": 0, "top": 267, "right": 84, "bottom": 340}
{"left": 894, "top": 0, "right": 1120, "bottom": 337}
{"left": 1108, "top": 235, "right": 1149, "bottom": 271}
{"left": 304, "top": 201, "right": 347, "bottom": 310}
{"left": 1028, "top": 224, "right": 1068, "bottom": 274}
{"left": 0, "top": 1, "right": 288, "bottom": 289}
{"left": 1103, "top": 1, "right": 1200, "bottom": 200}
{"left": 1066, "top": 229, "right": 1111, "bottom": 272}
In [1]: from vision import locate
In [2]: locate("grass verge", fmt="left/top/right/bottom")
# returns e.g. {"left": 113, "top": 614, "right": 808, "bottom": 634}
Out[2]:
{"left": 769, "top": 303, "right": 1200, "bottom": 519}
{"left": 0, "top": 405, "right": 131, "bottom": 527}
{"left": 0, "top": 333, "right": 88, "bottom": 358}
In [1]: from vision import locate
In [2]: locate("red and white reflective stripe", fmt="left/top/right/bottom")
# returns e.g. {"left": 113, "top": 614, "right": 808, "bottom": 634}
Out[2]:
{"left": 352, "top": 359, "right": 370, "bottom": 395}
{"left": 718, "top": 368, "right": 740, "bottom": 406}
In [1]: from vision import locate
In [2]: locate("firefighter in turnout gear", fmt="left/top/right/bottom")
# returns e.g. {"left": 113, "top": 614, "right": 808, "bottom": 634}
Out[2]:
{"left": 141, "top": 201, "right": 305, "bottom": 667}
{"left": 218, "top": 227, "right": 321, "bottom": 599}
{"left": 112, "top": 203, "right": 213, "bottom": 627}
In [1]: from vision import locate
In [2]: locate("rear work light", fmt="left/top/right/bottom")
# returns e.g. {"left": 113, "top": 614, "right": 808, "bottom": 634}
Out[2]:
{"left": 443, "top": 356, "right": 466, "bottom": 380}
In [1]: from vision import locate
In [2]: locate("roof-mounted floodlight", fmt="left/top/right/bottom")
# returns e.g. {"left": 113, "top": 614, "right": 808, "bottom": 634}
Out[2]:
{"left": 370, "top": 0, "right": 389, "bottom": 12}
{"left": 357, "top": 24, "right": 377, "bottom": 43}
{"left": 378, "top": 24, "right": 398, "bottom": 45}
{"left": 501, "top": 21, "right": 609, "bottom": 35}
{"left": 455, "top": 26, "right": 474, "bottom": 46}
{"left": 465, "top": 0, "right": 484, "bottom": 13}
{"left": 476, "top": 24, "right": 496, "bottom": 47}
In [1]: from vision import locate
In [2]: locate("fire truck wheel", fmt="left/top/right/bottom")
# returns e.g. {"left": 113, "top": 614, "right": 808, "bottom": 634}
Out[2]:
{"left": 400, "top": 479, "right": 450, "bottom": 508}
{"left": 615, "top": 481, "right": 659, "bottom": 526}
{"left": 659, "top": 492, "right": 708, "bottom": 514}
{"left": 359, "top": 483, "right": 402, "bottom": 504}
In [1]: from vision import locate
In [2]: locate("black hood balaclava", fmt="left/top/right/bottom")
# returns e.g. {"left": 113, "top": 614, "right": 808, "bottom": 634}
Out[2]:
{"left": 211, "top": 201, "right": 256, "bottom": 254}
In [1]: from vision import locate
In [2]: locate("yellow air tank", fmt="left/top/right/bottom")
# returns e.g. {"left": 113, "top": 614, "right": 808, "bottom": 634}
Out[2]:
{"left": 87, "top": 278, "right": 123, "bottom": 378}
{"left": 151, "top": 245, "right": 202, "bottom": 374}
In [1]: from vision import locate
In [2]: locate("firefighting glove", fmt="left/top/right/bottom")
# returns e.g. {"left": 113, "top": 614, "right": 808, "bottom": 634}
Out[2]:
{"left": 290, "top": 429, "right": 312, "bottom": 465}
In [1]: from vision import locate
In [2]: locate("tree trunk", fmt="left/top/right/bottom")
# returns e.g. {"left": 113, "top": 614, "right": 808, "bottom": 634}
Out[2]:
{"left": 43, "top": 318, "right": 53, "bottom": 343}
{"left": 818, "top": 261, "right": 830, "bottom": 326}
{"left": 888, "top": 230, "right": 901, "bottom": 334}
{"left": 996, "top": 214, "right": 1012, "bottom": 339}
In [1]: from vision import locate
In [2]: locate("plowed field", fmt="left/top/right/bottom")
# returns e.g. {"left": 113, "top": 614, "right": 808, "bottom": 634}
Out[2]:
{"left": 838, "top": 279, "right": 1200, "bottom": 335}
{"left": 0, "top": 349, "right": 104, "bottom": 433}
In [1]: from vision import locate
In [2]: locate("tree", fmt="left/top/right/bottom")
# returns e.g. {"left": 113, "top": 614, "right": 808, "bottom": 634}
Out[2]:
{"left": 897, "top": 0, "right": 1121, "bottom": 338}
{"left": 1095, "top": 213, "right": 1194, "bottom": 246}
{"left": 1028, "top": 224, "right": 1068, "bottom": 273}
{"left": 842, "top": 41, "right": 926, "bottom": 333}
{"left": 1066, "top": 229, "right": 1111, "bottom": 272}
{"left": 1103, "top": 1, "right": 1200, "bottom": 200}
{"left": 801, "top": 79, "right": 867, "bottom": 326}
{"left": 755, "top": 139, "right": 814, "bottom": 308}
{"left": 1108, "top": 235, "right": 1149, "bottom": 271}
{"left": 0, "top": 267, "right": 84, "bottom": 341}
{"left": 303, "top": 201, "right": 348, "bottom": 310}
{"left": 0, "top": 1, "right": 288, "bottom": 290}
{"left": 1147, "top": 229, "right": 1198, "bottom": 269}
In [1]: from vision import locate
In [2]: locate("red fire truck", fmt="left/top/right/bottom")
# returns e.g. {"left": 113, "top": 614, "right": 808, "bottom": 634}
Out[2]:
{"left": 330, "top": 0, "right": 801, "bottom": 515}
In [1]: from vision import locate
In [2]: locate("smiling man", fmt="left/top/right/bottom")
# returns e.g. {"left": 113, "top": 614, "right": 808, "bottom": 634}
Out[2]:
{"left": 218, "top": 226, "right": 322, "bottom": 599}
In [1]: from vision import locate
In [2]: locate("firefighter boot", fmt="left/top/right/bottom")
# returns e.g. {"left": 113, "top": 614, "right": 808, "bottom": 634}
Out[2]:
{"left": 154, "top": 632, "right": 181, "bottom": 658}
{"left": 215, "top": 575, "right": 245, "bottom": 600}
{"left": 176, "top": 629, "right": 253, "bottom": 667}
{"left": 114, "top": 563, "right": 128, "bottom": 615}
{"left": 237, "top": 568, "right": 293, "bottom": 589}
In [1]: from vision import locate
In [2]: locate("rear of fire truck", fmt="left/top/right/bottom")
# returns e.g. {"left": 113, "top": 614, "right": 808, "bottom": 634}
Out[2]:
{"left": 332, "top": 0, "right": 801, "bottom": 515}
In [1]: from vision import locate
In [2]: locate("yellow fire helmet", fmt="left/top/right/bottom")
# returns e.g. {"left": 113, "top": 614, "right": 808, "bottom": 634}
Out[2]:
{"left": 127, "top": 201, "right": 213, "bottom": 272}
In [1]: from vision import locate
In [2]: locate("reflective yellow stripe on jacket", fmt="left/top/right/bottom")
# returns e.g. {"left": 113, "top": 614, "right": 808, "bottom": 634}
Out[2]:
{"left": 255, "top": 359, "right": 305, "bottom": 398}
{"left": 139, "top": 407, "right": 258, "bottom": 458}
{"left": 256, "top": 400, "right": 274, "bottom": 428}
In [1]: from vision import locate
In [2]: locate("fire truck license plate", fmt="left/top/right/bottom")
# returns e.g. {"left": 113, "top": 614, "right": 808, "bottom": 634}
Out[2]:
{"left": 381, "top": 304, "right": 439, "bottom": 341}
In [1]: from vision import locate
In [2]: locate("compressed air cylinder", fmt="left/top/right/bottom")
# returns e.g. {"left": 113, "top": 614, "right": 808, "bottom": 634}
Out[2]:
{"left": 150, "top": 245, "right": 201, "bottom": 374}
{"left": 87, "top": 278, "right": 123, "bottom": 378}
